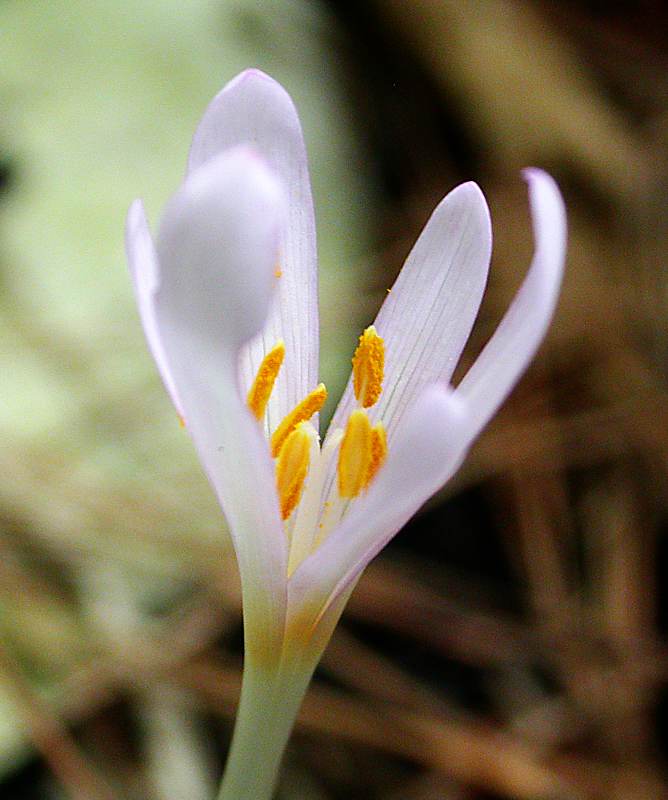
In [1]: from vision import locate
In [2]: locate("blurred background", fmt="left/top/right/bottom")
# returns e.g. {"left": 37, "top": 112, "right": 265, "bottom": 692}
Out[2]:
{"left": 1, "top": 1, "right": 667, "bottom": 798}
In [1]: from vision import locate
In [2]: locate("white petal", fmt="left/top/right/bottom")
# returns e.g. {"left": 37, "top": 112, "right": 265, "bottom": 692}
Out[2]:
{"left": 290, "top": 385, "right": 471, "bottom": 624}
{"left": 189, "top": 69, "right": 318, "bottom": 435}
{"left": 152, "top": 148, "right": 289, "bottom": 640}
{"left": 125, "top": 199, "right": 183, "bottom": 417}
{"left": 156, "top": 147, "right": 283, "bottom": 351}
{"left": 456, "top": 168, "right": 566, "bottom": 439}
{"left": 328, "top": 181, "right": 492, "bottom": 443}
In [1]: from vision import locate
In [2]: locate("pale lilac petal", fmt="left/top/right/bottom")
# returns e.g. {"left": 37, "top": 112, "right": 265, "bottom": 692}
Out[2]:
{"left": 152, "top": 148, "right": 288, "bottom": 640}
{"left": 156, "top": 147, "right": 283, "bottom": 352}
{"left": 456, "top": 168, "right": 566, "bottom": 439}
{"left": 290, "top": 385, "right": 471, "bottom": 624}
{"left": 329, "top": 181, "right": 492, "bottom": 443}
{"left": 125, "top": 199, "right": 183, "bottom": 418}
{"left": 189, "top": 69, "right": 318, "bottom": 436}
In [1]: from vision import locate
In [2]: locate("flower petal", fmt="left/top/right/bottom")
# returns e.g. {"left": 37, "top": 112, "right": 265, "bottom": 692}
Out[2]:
{"left": 151, "top": 148, "right": 289, "bottom": 647}
{"left": 290, "top": 385, "right": 471, "bottom": 625}
{"left": 189, "top": 69, "right": 318, "bottom": 436}
{"left": 329, "top": 181, "right": 492, "bottom": 443}
{"left": 456, "top": 168, "right": 566, "bottom": 439}
{"left": 125, "top": 199, "right": 183, "bottom": 418}
{"left": 156, "top": 147, "right": 283, "bottom": 352}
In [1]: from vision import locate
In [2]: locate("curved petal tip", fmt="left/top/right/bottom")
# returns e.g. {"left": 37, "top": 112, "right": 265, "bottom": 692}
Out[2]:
{"left": 456, "top": 168, "right": 566, "bottom": 439}
{"left": 523, "top": 168, "right": 568, "bottom": 266}
{"left": 188, "top": 69, "right": 303, "bottom": 174}
{"left": 156, "top": 146, "right": 285, "bottom": 352}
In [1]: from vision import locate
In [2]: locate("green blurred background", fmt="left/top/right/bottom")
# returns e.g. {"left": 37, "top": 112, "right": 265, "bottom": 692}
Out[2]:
{"left": 1, "top": 1, "right": 667, "bottom": 798}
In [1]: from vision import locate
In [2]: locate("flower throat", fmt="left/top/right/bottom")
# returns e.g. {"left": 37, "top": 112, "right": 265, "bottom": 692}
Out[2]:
{"left": 247, "top": 327, "right": 388, "bottom": 527}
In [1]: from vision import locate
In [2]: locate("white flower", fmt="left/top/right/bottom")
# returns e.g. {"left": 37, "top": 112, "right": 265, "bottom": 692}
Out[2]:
{"left": 126, "top": 69, "right": 566, "bottom": 798}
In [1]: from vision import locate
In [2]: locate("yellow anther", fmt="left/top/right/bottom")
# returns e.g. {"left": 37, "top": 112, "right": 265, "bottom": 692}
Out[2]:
{"left": 352, "top": 325, "right": 385, "bottom": 408}
{"left": 274, "top": 266, "right": 283, "bottom": 278}
{"left": 270, "top": 383, "right": 327, "bottom": 458}
{"left": 337, "top": 409, "right": 372, "bottom": 499}
{"left": 247, "top": 341, "right": 285, "bottom": 421}
{"left": 366, "top": 423, "right": 387, "bottom": 486}
{"left": 276, "top": 423, "right": 311, "bottom": 521}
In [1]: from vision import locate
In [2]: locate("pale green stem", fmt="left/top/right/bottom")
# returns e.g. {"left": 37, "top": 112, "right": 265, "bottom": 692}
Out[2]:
{"left": 216, "top": 655, "right": 314, "bottom": 800}
{"left": 216, "top": 573, "right": 355, "bottom": 800}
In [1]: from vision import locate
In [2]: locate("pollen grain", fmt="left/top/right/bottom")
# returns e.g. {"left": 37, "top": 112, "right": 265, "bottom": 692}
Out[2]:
{"left": 247, "top": 341, "right": 285, "bottom": 421}
{"left": 271, "top": 383, "right": 327, "bottom": 458}
{"left": 276, "top": 423, "right": 311, "bottom": 520}
{"left": 366, "top": 423, "right": 387, "bottom": 487}
{"left": 338, "top": 409, "right": 372, "bottom": 499}
{"left": 352, "top": 326, "right": 385, "bottom": 408}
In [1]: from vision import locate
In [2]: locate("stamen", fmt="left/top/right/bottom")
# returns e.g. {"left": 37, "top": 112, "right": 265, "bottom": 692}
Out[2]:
{"left": 366, "top": 423, "right": 387, "bottom": 486}
{"left": 338, "top": 409, "right": 372, "bottom": 499}
{"left": 271, "top": 383, "right": 327, "bottom": 458}
{"left": 276, "top": 423, "right": 311, "bottom": 521}
{"left": 352, "top": 325, "right": 385, "bottom": 408}
{"left": 247, "top": 341, "right": 285, "bottom": 421}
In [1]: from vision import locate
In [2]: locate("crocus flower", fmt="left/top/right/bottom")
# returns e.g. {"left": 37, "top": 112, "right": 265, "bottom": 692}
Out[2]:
{"left": 126, "top": 69, "right": 566, "bottom": 800}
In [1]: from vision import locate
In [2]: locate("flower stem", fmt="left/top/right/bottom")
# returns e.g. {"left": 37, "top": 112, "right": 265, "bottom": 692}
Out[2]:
{"left": 216, "top": 657, "right": 311, "bottom": 800}
{"left": 216, "top": 581, "right": 352, "bottom": 799}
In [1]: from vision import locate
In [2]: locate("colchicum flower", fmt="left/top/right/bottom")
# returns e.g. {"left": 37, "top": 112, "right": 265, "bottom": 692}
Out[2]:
{"left": 126, "top": 70, "right": 566, "bottom": 800}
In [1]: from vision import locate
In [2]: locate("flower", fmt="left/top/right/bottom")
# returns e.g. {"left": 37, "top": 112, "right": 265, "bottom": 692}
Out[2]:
{"left": 126, "top": 69, "right": 566, "bottom": 798}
